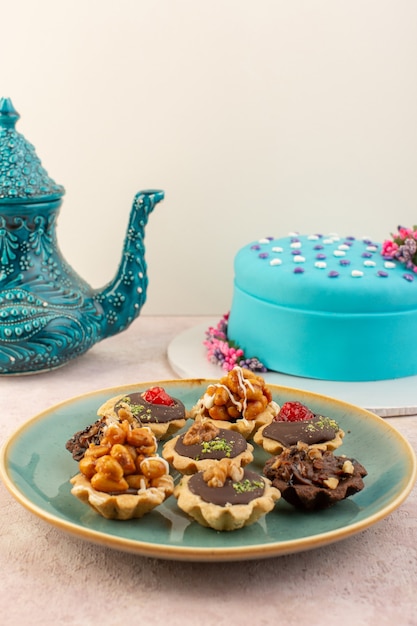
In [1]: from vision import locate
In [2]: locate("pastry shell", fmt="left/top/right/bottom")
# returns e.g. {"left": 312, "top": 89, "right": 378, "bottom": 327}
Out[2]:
{"left": 254, "top": 423, "right": 345, "bottom": 455}
{"left": 97, "top": 394, "right": 187, "bottom": 440}
{"left": 70, "top": 473, "right": 174, "bottom": 520}
{"left": 189, "top": 401, "right": 278, "bottom": 440}
{"left": 173, "top": 474, "right": 280, "bottom": 531}
{"left": 162, "top": 435, "right": 254, "bottom": 475}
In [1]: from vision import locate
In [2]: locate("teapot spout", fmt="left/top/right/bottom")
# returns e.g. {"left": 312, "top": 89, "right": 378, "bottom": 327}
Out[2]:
{"left": 94, "top": 189, "right": 164, "bottom": 337}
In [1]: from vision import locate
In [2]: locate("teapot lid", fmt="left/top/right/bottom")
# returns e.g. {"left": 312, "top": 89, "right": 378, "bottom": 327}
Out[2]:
{"left": 0, "top": 97, "right": 65, "bottom": 204}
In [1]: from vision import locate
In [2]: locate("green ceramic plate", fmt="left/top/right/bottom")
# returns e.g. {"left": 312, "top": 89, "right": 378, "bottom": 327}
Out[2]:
{"left": 1, "top": 379, "right": 415, "bottom": 562}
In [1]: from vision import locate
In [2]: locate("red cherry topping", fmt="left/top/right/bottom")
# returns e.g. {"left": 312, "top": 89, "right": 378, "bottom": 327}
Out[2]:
{"left": 142, "top": 386, "right": 176, "bottom": 406}
{"left": 276, "top": 401, "right": 314, "bottom": 422}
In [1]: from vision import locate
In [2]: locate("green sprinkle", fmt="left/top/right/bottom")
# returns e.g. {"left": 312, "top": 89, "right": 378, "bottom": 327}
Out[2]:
{"left": 201, "top": 437, "right": 233, "bottom": 457}
{"left": 127, "top": 402, "right": 146, "bottom": 415}
{"left": 233, "top": 478, "right": 264, "bottom": 493}
{"left": 305, "top": 416, "right": 338, "bottom": 432}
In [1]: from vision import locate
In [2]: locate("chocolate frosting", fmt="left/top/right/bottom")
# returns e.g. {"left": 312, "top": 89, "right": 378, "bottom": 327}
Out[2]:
{"left": 263, "top": 415, "right": 339, "bottom": 447}
{"left": 189, "top": 469, "right": 265, "bottom": 506}
{"left": 114, "top": 392, "right": 185, "bottom": 424}
{"left": 174, "top": 428, "right": 247, "bottom": 460}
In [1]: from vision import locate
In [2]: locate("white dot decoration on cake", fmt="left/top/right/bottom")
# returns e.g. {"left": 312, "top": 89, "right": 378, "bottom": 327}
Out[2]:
{"left": 243, "top": 232, "right": 417, "bottom": 286}
{"left": 247, "top": 232, "right": 400, "bottom": 282}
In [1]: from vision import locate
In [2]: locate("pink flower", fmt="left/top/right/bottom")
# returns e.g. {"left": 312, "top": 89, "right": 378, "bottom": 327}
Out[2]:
{"left": 382, "top": 240, "right": 399, "bottom": 256}
{"left": 382, "top": 226, "right": 417, "bottom": 271}
{"left": 398, "top": 227, "right": 413, "bottom": 240}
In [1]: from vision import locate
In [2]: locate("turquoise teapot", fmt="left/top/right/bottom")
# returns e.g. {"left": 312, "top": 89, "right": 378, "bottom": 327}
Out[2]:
{"left": 0, "top": 98, "right": 164, "bottom": 374}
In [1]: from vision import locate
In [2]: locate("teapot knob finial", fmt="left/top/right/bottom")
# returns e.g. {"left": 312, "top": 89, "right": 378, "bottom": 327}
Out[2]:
{"left": 0, "top": 97, "right": 20, "bottom": 129}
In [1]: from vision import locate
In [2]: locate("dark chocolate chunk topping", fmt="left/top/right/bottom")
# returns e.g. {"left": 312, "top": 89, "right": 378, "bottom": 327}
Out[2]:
{"left": 188, "top": 469, "right": 265, "bottom": 506}
{"left": 174, "top": 428, "right": 247, "bottom": 460}
{"left": 263, "top": 446, "right": 367, "bottom": 510}
{"left": 66, "top": 417, "right": 107, "bottom": 461}
{"left": 114, "top": 391, "right": 185, "bottom": 424}
{"left": 263, "top": 415, "right": 339, "bottom": 447}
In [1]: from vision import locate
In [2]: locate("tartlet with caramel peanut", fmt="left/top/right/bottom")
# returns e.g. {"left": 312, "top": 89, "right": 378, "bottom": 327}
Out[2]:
{"left": 174, "top": 458, "right": 280, "bottom": 531}
{"left": 189, "top": 367, "right": 279, "bottom": 439}
{"left": 162, "top": 420, "right": 254, "bottom": 475}
{"left": 70, "top": 420, "right": 174, "bottom": 520}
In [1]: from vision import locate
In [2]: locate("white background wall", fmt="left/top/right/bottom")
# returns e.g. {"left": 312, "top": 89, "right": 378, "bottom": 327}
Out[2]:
{"left": 2, "top": 0, "right": 417, "bottom": 315}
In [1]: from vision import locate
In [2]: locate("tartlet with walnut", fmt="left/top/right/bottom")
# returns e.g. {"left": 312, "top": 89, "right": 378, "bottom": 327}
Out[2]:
{"left": 70, "top": 420, "right": 174, "bottom": 520}
{"left": 174, "top": 458, "right": 280, "bottom": 531}
{"left": 189, "top": 367, "right": 279, "bottom": 439}
{"left": 162, "top": 420, "right": 254, "bottom": 475}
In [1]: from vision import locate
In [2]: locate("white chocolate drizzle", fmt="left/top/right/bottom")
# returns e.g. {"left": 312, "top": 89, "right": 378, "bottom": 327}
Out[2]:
{"left": 235, "top": 366, "right": 254, "bottom": 421}
{"left": 140, "top": 456, "right": 170, "bottom": 476}
{"left": 204, "top": 366, "right": 255, "bottom": 420}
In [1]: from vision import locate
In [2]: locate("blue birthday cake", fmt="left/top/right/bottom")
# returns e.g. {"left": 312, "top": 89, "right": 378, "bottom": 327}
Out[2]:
{"left": 224, "top": 230, "right": 417, "bottom": 382}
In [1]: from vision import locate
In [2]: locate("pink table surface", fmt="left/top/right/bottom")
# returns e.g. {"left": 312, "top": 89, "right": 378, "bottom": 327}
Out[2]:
{"left": 1, "top": 316, "right": 416, "bottom": 626}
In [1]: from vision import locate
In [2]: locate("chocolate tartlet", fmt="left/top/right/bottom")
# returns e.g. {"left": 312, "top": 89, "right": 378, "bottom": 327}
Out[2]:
{"left": 263, "top": 443, "right": 367, "bottom": 510}
{"left": 174, "top": 458, "right": 280, "bottom": 531}
{"left": 189, "top": 366, "right": 279, "bottom": 439}
{"left": 254, "top": 414, "right": 344, "bottom": 455}
{"left": 162, "top": 420, "right": 254, "bottom": 474}
{"left": 97, "top": 386, "right": 187, "bottom": 440}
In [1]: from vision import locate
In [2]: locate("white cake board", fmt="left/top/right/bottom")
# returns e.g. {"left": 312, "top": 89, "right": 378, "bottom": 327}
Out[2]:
{"left": 167, "top": 321, "right": 417, "bottom": 418}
